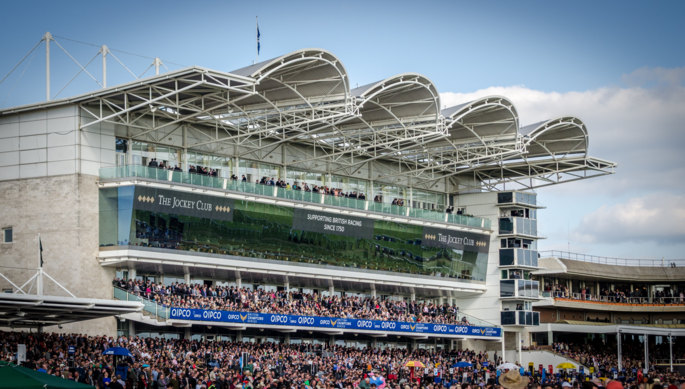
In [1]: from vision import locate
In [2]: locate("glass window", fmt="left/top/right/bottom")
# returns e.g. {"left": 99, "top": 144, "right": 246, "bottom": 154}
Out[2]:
{"left": 501, "top": 311, "right": 516, "bottom": 325}
{"left": 499, "top": 249, "right": 514, "bottom": 266}
{"left": 2, "top": 227, "right": 12, "bottom": 243}
{"left": 499, "top": 218, "right": 514, "bottom": 234}
{"left": 500, "top": 280, "right": 515, "bottom": 297}
{"left": 497, "top": 192, "right": 513, "bottom": 204}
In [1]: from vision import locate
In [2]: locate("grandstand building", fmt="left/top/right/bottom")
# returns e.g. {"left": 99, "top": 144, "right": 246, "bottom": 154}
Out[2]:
{"left": 0, "top": 48, "right": 623, "bottom": 357}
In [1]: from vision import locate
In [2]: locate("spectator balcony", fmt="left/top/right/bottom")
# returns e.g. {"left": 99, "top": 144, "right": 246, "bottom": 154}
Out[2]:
{"left": 499, "top": 248, "right": 538, "bottom": 268}
{"left": 99, "top": 165, "right": 490, "bottom": 230}
{"left": 498, "top": 216, "right": 538, "bottom": 238}
{"left": 536, "top": 291, "right": 685, "bottom": 313}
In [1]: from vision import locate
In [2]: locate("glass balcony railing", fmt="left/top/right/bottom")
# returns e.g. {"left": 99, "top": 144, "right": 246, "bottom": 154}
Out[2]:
{"left": 500, "top": 310, "right": 539, "bottom": 326}
{"left": 499, "top": 217, "right": 537, "bottom": 236}
{"left": 499, "top": 248, "right": 538, "bottom": 267}
{"left": 113, "top": 286, "right": 169, "bottom": 319}
{"left": 100, "top": 165, "right": 490, "bottom": 230}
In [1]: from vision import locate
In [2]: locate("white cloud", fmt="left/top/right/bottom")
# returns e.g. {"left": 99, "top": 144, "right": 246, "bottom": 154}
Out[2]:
{"left": 440, "top": 67, "right": 685, "bottom": 256}
{"left": 573, "top": 193, "right": 685, "bottom": 245}
{"left": 440, "top": 67, "right": 685, "bottom": 197}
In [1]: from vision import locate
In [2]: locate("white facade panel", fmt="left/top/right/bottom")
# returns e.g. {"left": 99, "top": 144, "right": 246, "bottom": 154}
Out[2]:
{"left": 48, "top": 145, "right": 77, "bottom": 161}
{"left": 0, "top": 122, "right": 19, "bottom": 138}
{"left": 47, "top": 105, "right": 77, "bottom": 119}
{"left": 19, "top": 134, "right": 47, "bottom": 150}
{"left": 0, "top": 151, "right": 19, "bottom": 166}
{"left": 0, "top": 115, "right": 19, "bottom": 125}
{"left": 47, "top": 160, "right": 77, "bottom": 176}
{"left": 47, "top": 116, "right": 77, "bottom": 134}
{"left": 19, "top": 118, "right": 47, "bottom": 136}
{"left": 80, "top": 131, "right": 101, "bottom": 148}
{"left": 81, "top": 145, "right": 101, "bottom": 162}
{"left": 99, "top": 148, "right": 116, "bottom": 166}
{"left": 20, "top": 149, "right": 47, "bottom": 164}
{"left": 19, "top": 110, "right": 47, "bottom": 122}
{"left": 47, "top": 131, "right": 77, "bottom": 147}
{"left": 81, "top": 160, "right": 100, "bottom": 176}
{"left": 0, "top": 137, "right": 19, "bottom": 153}
{"left": 19, "top": 162, "right": 47, "bottom": 178}
{"left": 0, "top": 165, "right": 19, "bottom": 180}
{"left": 101, "top": 133, "right": 115, "bottom": 149}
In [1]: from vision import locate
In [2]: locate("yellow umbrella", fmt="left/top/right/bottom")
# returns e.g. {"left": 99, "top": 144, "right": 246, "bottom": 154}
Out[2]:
{"left": 556, "top": 362, "right": 575, "bottom": 369}
{"left": 405, "top": 361, "right": 426, "bottom": 368}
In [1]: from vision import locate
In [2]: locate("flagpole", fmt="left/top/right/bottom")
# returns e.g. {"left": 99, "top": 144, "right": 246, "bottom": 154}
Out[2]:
{"left": 37, "top": 234, "right": 43, "bottom": 296}
{"left": 255, "top": 16, "right": 259, "bottom": 64}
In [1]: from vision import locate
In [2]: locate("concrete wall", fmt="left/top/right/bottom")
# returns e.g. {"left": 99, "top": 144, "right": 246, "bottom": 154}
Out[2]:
{"left": 0, "top": 173, "right": 116, "bottom": 335}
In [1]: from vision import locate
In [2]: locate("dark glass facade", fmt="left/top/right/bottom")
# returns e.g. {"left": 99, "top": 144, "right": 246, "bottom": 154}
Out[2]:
{"left": 100, "top": 186, "right": 489, "bottom": 281}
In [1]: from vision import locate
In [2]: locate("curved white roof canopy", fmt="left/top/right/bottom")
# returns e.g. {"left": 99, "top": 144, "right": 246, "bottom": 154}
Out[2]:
{"left": 298, "top": 73, "right": 443, "bottom": 166}
{"left": 521, "top": 116, "right": 588, "bottom": 158}
{"left": 413, "top": 96, "right": 521, "bottom": 170}
{"left": 231, "top": 48, "right": 350, "bottom": 104}
{"left": 442, "top": 96, "right": 519, "bottom": 145}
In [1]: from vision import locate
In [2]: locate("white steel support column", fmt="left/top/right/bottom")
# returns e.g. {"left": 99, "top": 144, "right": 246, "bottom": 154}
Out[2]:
{"left": 501, "top": 334, "right": 506, "bottom": 363}
{"left": 643, "top": 333, "right": 649, "bottom": 372}
{"left": 44, "top": 32, "right": 52, "bottom": 101}
{"left": 617, "top": 331, "right": 622, "bottom": 371}
{"left": 669, "top": 335, "right": 673, "bottom": 372}
{"left": 154, "top": 57, "right": 162, "bottom": 75}
{"left": 101, "top": 45, "right": 108, "bottom": 88}
{"left": 517, "top": 331, "right": 522, "bottom": 363}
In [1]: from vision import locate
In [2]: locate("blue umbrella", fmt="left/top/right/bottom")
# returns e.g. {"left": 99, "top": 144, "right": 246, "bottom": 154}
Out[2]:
{"left": 454, "top": 361, "right": 473, "bottom": 368}
{"left": 102, "top": 346, "right": 134, "bottom": 357}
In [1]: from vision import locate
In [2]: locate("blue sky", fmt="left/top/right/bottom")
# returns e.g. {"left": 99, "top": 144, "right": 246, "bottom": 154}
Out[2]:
{"left": 1, "top": 0, "right": 684, "bottom": 259}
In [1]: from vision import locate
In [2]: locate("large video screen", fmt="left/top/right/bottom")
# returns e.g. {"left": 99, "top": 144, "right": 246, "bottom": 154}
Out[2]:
{"left": 100, "top": 186, "right": 489, "bottom": 281}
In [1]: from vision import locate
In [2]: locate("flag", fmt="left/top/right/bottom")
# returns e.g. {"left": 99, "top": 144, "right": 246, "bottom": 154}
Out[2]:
{"left": 39, "top": 236, "right": 44, "bottom": 267}
{"left": 257, "top": 24, "right": 261, "bottom": 55}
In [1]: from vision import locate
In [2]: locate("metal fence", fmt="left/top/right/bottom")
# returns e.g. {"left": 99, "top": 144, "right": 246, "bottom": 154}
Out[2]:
{"left": 539, "top": 250, "right": 685, "bottom": 267}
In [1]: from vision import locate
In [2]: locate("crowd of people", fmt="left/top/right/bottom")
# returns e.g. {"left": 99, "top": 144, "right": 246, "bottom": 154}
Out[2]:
{"left": 545, "top": 285, "right": 684, "bottom": 305}
{"left": 253, "top": 176, "right": 367, "bottom": 200}
{"left": 147, "top": 158, "right": 219, "bottom": 177}
{"left": 2, "top": 331, "right": 683, "bottom": 389}
{"left": 551, "top": 343, "right": 646, "bottom": 375}
{"left": 113, "top": 278, "right": 470, "bottom": 326}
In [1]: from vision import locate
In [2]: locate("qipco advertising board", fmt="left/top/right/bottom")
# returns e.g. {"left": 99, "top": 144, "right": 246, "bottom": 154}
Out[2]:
{"left": 169, "top": 308, "right": 501, "bottom": 338}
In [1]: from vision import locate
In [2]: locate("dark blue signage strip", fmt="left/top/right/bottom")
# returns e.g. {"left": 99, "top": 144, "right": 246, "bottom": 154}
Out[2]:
{"left": 292, "top": 208, "right": 374, "bottom": 239}
{"left": 169, "top": 308, "right": 501, "bottom": 338}
{"left": 133, "top": 187, "right": 234, "bottom": 222}
{"left": 422, "top": 227, "right": 490, "bottom": 253}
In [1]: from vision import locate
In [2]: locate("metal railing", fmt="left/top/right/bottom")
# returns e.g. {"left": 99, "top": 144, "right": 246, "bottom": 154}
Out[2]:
{"left": 113, "top": 286, "right": 169, "bottom": 320}
{"left": 99, "top": 165, "right": 490, "bottom": 230}
{"left": 543, "top": 291, "right": 685, "bottom": 305}
{"left": 539, "top": 250, "right": 685, "bottom": 267}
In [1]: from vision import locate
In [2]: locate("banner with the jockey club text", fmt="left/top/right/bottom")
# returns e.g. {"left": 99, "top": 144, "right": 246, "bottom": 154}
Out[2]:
{"left": 169, "top": 308, "right": 501, "bottom": 338}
